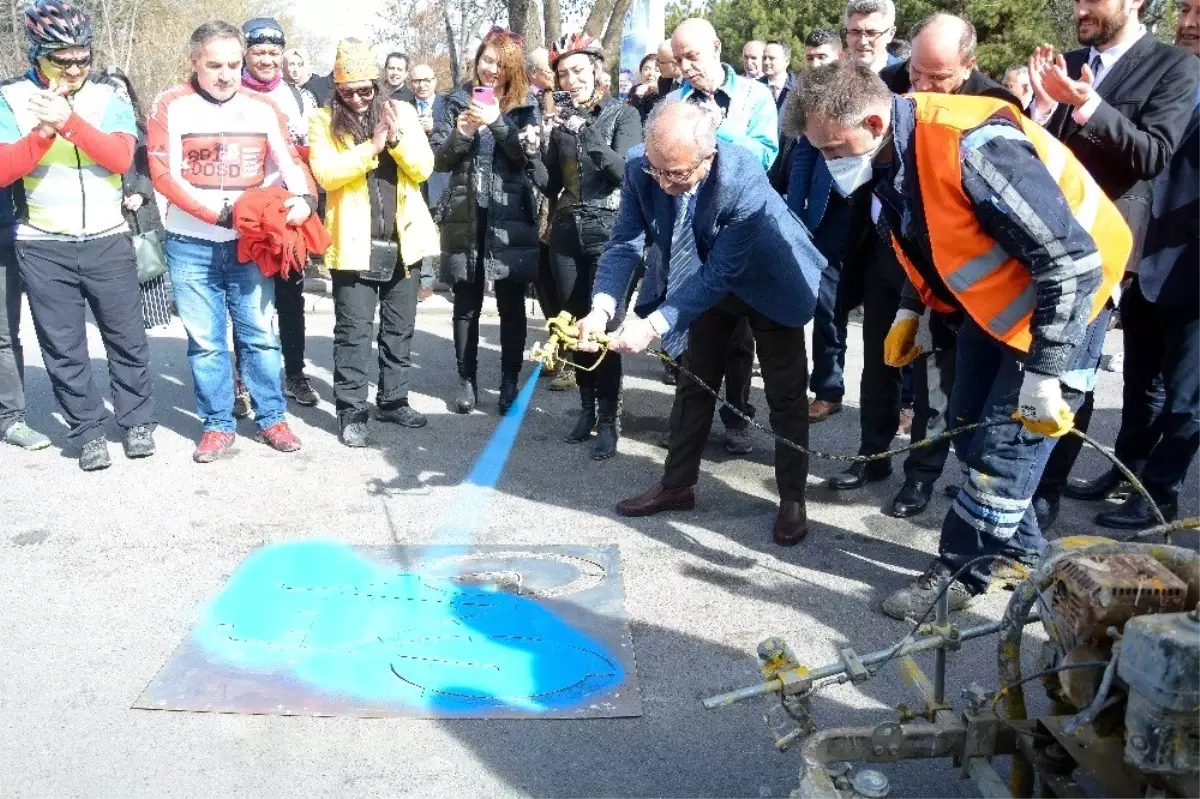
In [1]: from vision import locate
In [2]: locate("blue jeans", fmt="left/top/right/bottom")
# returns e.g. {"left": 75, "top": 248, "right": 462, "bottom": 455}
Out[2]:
{"left": 164, "top": 234, "right": 285, "bottom": 433}
{"left": 809, "top": 265, "right": 847, "bottom": 403}
{"left": 939, "top": 317, "right": 1105, "bottom": 593}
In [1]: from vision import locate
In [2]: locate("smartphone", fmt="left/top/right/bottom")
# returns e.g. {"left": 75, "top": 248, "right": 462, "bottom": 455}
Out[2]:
{"left": 551, "top": 90, "right": 574, "bottom": 109}
{"left": 472, "top": 86, "right": 496, "bottom": 105}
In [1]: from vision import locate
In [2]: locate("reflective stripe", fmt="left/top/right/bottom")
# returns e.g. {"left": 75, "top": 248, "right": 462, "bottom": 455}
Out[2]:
{"left": 1073, "top": 184, "right": 1101, "bottom": 231}
{"left": 945, "top": 244, "right": 1008, "bottom": 292}
{"left": 988, "top": 282, "right": 1036, "bottom": 337}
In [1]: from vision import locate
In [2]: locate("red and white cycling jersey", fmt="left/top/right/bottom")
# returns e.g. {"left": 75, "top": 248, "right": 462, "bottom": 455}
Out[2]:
{"left": 147, "top": 82, "right": 315, "bottom": 243}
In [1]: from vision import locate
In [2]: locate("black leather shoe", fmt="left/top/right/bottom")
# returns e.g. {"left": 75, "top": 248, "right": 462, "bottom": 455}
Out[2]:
{"left": 1063, "top": 469, "right": 1128, "bottom": 501}
{"left": 772, "top": 501, "right": 808, "bottom": 546}
{"left": 828, "top": 461, "right": 893, "bottom": 490}
{"left": 888, "top": 479, "right": 934, "bottom": 518}
{"left": 1033, "top": 492, "right": 1059, "bottom": 534}
{"left": 498, "top": 375, "right": 519, "bottom": 415}
{"left": 1096, "top": 494, "right": 1177, "bottom": 531}
{"left": 377, "top": 406, "right": 428, "bottom": 428}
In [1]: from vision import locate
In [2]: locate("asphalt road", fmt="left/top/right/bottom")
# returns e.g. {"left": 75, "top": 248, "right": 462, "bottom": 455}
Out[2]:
{"left": 1, "top": 296, "right": 1195, "bottom": 797}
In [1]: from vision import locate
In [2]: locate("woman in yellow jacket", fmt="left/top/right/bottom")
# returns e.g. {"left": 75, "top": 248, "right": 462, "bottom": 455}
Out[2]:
{"left": 309, "top": 39, "right": 440, "bottom": 448}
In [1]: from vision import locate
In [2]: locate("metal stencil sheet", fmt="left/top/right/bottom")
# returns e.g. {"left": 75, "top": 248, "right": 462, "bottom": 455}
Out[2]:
{"left": 135, "top": 543, "right": 641, "bottom": 718}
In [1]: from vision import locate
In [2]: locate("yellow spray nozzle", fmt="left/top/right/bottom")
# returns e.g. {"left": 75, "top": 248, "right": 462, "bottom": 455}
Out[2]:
{"left": 529, "top": 312, "right": 610, "bottom": 371}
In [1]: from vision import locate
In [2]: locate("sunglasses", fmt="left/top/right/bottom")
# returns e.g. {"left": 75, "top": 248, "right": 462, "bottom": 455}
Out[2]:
{"left": 246, "top": 27, "right": 286, "bottom": 47}
{"left": 45, "top": 52, "right": 92, "bottom": 70}
{"left": 487, "top": 25, "right": 525, "bottom": 47}
{"left": 337, "top": 85, "right": 376, "bottom": 101}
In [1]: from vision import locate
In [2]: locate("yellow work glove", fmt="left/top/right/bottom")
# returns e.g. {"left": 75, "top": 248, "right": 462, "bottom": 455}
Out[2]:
{"left": 884, "top": 309, "right": 923, "bottom": 367}
{"left": 1013, "top": 370, "right": 1074, "bottom": 438}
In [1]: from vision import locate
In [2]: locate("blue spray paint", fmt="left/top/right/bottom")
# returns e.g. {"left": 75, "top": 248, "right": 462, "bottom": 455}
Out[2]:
{"left": 191, "top": 365, "right": 627, "bottom": 715}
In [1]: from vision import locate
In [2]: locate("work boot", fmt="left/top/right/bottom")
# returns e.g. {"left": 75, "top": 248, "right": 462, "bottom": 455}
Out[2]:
{"left": 122, "top": 425, "right": 156, "bottom": 459}
{"left": 882, "top": 560, "right": 974, "bottom": 621}
{"left": 3, "top": 421, "right": 50, "bottom": 451}
{"left": 565, "top": 386, "right": 596, "bottom": 443}
{"left": 498, "top": 373, "right": 519, "bottom": 415}
{"left": 233, "top": 379, "right": 252, "bottom": 419}
{"left": 339, "top": 421, "right": 370, "bottom": 448}
{"left": 78, "top": 438, "right": 111, "bottom": 472}
{"left": 377, "top": 405, "right": 428, "bottom": 428}
{"left": 549, "top": 364, "right": 576, "bottom": 391}
{"left": 455, "top": 375, "right": 477, "bottom": 414}
{"left": 592, "top": 396, "right": 620, "bottom": 461}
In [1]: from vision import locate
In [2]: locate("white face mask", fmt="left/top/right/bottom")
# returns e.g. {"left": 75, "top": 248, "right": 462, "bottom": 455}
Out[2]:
{"left": 826, "top": 138, "right": 883, "bottom": 197}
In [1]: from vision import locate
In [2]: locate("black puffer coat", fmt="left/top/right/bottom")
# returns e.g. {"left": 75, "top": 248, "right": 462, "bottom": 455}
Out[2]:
{"left": 431, "top": 88, "right": 540, "bottom": 283}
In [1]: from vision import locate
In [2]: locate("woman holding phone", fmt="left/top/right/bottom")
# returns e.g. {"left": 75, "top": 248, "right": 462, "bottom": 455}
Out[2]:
{"left": 431, "top": 27, "right": 539, "bottom": 416}
{"left": 531, "top": 33, "right": 641, "bottom": 460}
{"left": 308, "top": 39, "right": 439, "bottom": 448}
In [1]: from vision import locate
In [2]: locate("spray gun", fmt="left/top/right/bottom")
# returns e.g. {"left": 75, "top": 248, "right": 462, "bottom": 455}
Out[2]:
{"left": 530, "top": 312, "right": 611, "bottom": 371}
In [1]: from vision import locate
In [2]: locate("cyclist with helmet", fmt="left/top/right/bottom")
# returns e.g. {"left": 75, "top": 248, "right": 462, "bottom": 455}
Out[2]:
{"left": 0, "top": 0, "right": 157, "bottom": 471}
{"left": 530, "top": 32, "right": 641, "bottom": 460}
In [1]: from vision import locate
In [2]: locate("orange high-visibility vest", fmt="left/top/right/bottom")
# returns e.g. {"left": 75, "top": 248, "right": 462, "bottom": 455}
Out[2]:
{"left": 891, "top": 94, "right": 1131, "bottom": 352}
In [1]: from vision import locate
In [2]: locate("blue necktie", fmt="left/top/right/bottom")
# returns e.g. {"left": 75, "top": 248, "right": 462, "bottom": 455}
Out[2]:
{"left": 661, "top": 192, "right": 700, "bottom": 357}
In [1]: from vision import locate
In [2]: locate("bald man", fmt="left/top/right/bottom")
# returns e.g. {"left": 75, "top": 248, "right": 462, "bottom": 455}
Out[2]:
{"left": 742, "top": 40, "right": 765, "bottom": 78}
{"left": 579, "top": 101, "right": 823, "bottom": 546}
{"left": 879, "top": 13, "right": 1019, "bottom": 103}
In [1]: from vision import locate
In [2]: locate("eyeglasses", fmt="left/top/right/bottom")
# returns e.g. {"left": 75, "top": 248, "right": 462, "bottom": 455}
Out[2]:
{"left": 337, "top": 85, "right": 376, "bottom": 101}
{"left": 845, "top": 28, "right": 892, "bottom": 41}
{"left": 487, "top": 25, "right": 525, "bottom": 47}
{"left": 643, "top": 155, "right": 710, "bottom": 185}
{"left": 45, "top": 52, "right": 92, "bottom": 70}
{"left": 412, "top": 77, "right": 435, "bottom": 84}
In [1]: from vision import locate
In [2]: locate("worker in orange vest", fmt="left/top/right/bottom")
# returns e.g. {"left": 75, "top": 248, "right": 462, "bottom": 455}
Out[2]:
{"left": 792, "top": 62, "right": 1131, "bottom": 620}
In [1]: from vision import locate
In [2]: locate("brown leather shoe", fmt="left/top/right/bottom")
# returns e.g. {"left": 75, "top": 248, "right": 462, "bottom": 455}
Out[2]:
{"left": 808, "top": 399, "right": 843, "bottom": 422}
{"left": 616, "top": 483, "right": 695, "bottom": 517}
{"left": 772, "top": 500, "right": 808, "bottom": 546}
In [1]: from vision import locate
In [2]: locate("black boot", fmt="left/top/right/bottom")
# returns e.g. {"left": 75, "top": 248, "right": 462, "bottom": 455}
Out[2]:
{"left": 592, "top": 396, "right": 620, "bottom": 461}
{"left": 565, "top": 386, "right": 596, "bottom": 443}
{"left": 455, "top": 376, "right": 477, "bottom": 414}
{"left": 498, "top": 373, "right": 519, "bottom": 415}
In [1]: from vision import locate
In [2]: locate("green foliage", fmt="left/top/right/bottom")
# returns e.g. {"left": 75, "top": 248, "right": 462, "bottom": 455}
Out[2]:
{"left": 678, "top": 0, "right": 1063, "bottom": 79}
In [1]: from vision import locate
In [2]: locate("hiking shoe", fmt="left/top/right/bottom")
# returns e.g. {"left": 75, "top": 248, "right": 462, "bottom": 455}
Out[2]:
{"left": 122, "top": 425, "right": 156, "bottom": 459}
{"left": 882, "top": 560, "right": 974, "bottom": 621}
{"left": 79, "top": 438, "right": 112, "bottom": 472}
{"left": 377, "top": 406, "right": 428, "bottom": 428}
{"left": 193, "top": 431, "right": 236, "bottom": 463}
{"left": 339, "top": 421, "right": 370, "bottom": 448}
{"left": 548, "top": 366, "right": 577, "bottom": 391}
{"left": 233, "top": 383, "right": 252, "bottom": 419}
{"left": 4, "top": 422, "right": 50, "bottom": 451}
{"left": 285, "top": 375, "right": 319, "bottom": 406}
{"left": 724, "top": 427, "right": 753, "bottom": 455}
{"left": 257, "top": 421, "right": 302, "bottom": 452}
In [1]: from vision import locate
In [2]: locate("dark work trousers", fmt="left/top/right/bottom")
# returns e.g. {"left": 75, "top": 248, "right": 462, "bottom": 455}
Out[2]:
{"left": 331, "top": 262, "right": 420, "bottom": 427}
{"left": 0, "top": 244, "right": 26, "bottom": 433}
{"left": 1136, "top": 299, "right": 1200, "bottom": 504}
{"left": 534, "top": 241, "right": 561, "bottom": 321}
{"left": 1036, "top": 279, "right": 1156, "bottom": 494}
{"left": 663, "top": 295, "right": 809, "bottom": 502}
{"left": 549, "top": 213, "right": 620, "bottom": 400}
{"left": 452, "top": 211, "right": 527, "bottom": 379}
{"left": 15, "top": 235, "right": 155, "bottom": 446}
{"left": 842, "top": 238, "right": 952, "bottom": 479}
{"left": 718, "top": 319, "right": 755, "bottom": 431}
{"left": 274, "top": 270, "right": 306, "bottom": 377}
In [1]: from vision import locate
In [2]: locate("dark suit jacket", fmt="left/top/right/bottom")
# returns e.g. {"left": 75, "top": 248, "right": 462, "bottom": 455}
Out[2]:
{"left": 593, "top": 140, "right": 823, "bottom": 335}
{"left": 879, "top": 61, "right": 1022, "bottom": 108}
{"left": 1140, "top": 102, "right": 1199, "bottom": 308}
{"left": 1044, "top": 35, "right": 1199, "bottom": 258}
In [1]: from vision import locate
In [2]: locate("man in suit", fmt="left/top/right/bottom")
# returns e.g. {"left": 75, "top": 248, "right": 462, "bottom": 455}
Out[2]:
{"left": 742, "top": 40, "right": 765, "bottom": 79}
{"left": 1083, "top": 0, "right": 1200, "bottom": 529}
{"left": 578, "top": 101, "right": 822, "bottom": 545}
{"left": 760, "top": 41, "right": 796, "bottom": 116}
{"left": 817, "top": 13, "right": 1021, "bottom": 518}
{"left": 410, "top": 64, "right": 446, "bottom": 301}
{"left": 667, "top": 17, "right": 778, "bottom": 456}
{"left": 1028, "top": 0, "right": 1199, "bottom": 527}
{"left": 383, "top": 52, "right": 415, "bottom": 104}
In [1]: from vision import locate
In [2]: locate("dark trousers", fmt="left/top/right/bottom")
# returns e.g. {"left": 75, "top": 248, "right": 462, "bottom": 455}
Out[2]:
{"left": 663, "top": 295, "right": 809, "bottom": 502}
{"left": 331, "top": 263, "right": 420, "bottom": 426}
{"left": 1041, "top": 279, "right": 1161, "bottom": 494}
{"left": 940, "top": 316, "right": 1104, "bottom": 593}
{"left": 718, "top": 319, "right": 755, "bottom": 431}
{"left": 0, "top": 244, "right": 26, "bottom": 433}
{"left": 452, "top": 214, "right": 527, "bottom": 379}
{"left": 275, "top": 270, "right": 306, "bottom": 377}
{"left": 549, "top": 214, "right": 620, "bottom": 400}
{"left": 842, "top": 240, "right": 950, "bottom": 477}
{"left": 15, "top": 235, "right": 155, "bottom": 446}
{"left": 810, "top": 264, "right": 848, "bottom": 403}
{"left": 534, "top": 242, "right": 560, "bottom": 321}
{"left": 1118, "top": 302, "right": 1200, "bottom": 501}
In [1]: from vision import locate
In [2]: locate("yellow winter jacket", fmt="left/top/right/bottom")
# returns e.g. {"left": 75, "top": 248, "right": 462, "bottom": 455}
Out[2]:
{"left": 307, "top": 102, "right": 439, "bottom": 271}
